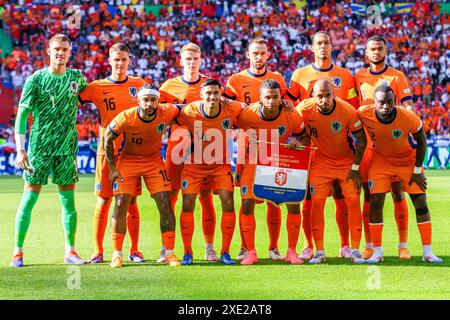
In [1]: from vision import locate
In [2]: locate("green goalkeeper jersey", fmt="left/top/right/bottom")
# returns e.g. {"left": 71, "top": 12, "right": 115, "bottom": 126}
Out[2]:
{"left": 19, "top": 67, "right": 87, "bottom": 156}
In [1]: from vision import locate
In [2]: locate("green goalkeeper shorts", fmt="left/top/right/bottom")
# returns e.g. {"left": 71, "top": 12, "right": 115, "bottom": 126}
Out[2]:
{"left": 23, "top": 153, "right": 79, "bottom": 186}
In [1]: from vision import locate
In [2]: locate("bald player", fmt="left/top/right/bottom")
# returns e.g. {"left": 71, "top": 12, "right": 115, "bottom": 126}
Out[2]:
{"left": 289, "top": 31, "right": 359, "bottom": 260}
{"left": 357, "top": 85, "right": 442, "bottom": 264}
{"left": 297, "top": 80, "right": 366, "bottom": 264}
{"left": 224, "top": 37, "right": 289, "bottom": 262}
{"left": 159, "top": 43, "right": 218, "bottom": 263}
{"left": 355, "top": 35, "right": 415, "bottom": 260}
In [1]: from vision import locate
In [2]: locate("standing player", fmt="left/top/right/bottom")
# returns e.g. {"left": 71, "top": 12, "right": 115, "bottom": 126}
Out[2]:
{"left": 80, "top": 43, "right": 147, "bottom": 264}
{"left": 296, "top": 80, "right": 366, "bottom": 264}
{"left": 159, "top": 43, "right": 219, "bottom": 262}
{"left": 357, "top": 85, "right": 442, "bottom": 264}
{"left": 236, "top": 80, "right": 309, "bottom": 265}
{"left": 104, "top": 85, "right": 181, "bottom": 268}
{"left": 355, "top": 35, "right": 415, "bottom": 260}
{"left": 289, "top": 31, "right": 359, "bottom": 260}
{"left": 224, "top": 37, "right": 289, "bottom": 261}
{"left": 11, "top": 34, "right": 87, "bottom": 267}
{"left": 176, "top": 78, "right": 242, "bottom": 265}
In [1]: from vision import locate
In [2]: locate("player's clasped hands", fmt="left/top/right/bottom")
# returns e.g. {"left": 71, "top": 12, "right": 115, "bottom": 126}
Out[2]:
{"left": 409, "top": 173, "right": 427, "bottom": 191}
{"left": 346, "top": 169, "right": 362, "bottom": 191}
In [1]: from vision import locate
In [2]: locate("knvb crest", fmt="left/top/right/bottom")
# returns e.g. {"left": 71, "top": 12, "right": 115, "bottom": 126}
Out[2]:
{"left": 221, "top": 118, "right": 231, "bottom": 130}
{"left": 70, "top": 81, "right": 79, "bottom": 96}
{"left": 157, "top": 122, "right": 166, "bottom": 134}
{"left": 332, "top": 77, "right": 342, "bottom": 88}
{"left": 392, "top": 129, "right": 402, "bottom": 139}
{"left": 275, "top": 171, "right": 287, "bottom": 186}
{"left": 277, "top": 125, "right": 287, "bottom": 136}
{"left": 129, "top": 86, "right": 137, "bottom": 98}
{"left": 331, "top": 121, "right": 342, "bottom": 133}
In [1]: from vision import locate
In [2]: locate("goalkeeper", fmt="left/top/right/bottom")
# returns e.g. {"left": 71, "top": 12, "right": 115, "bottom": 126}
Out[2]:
{"left": 11, "top": 34, "right": 87, "bottom": 267}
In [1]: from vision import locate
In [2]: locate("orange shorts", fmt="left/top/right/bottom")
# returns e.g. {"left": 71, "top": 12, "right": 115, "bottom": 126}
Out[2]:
{"left": 114, "top": 154, "right": 171, "bottom": 196}
{"left": 368, "top": 153, "right": 424, "bottom": 195}
{"left": 95, "top": 154, "right": 141, "bottom": 198}
{"left": 181, "top": 164, "right": 234, "bottom": 195}
{"left": 309, "top": 163, "right": 360, "bottom": 200}
{"left": 361, "top": 147, "right": 401, "bottom": 184}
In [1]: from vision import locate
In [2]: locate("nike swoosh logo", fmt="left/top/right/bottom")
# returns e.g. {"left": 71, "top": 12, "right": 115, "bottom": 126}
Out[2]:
{"left": 131, "top": 133, "right": 139, "bottom": 136}
{"left": 164, "top": 183, "right": 171, "bottom": 187}
{"left": 103, "top": 91, "right": 112, "bottom": 95}
{"left": 242, "top": 85, "right": 251, "bottom": 88}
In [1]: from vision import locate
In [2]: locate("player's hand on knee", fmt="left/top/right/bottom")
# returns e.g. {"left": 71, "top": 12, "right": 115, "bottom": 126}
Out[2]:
{"left": 347, "top": 169, "right": 362, "bottom": 190}
{"left": 409, "top": 173, "right": 427, "bottom": 191}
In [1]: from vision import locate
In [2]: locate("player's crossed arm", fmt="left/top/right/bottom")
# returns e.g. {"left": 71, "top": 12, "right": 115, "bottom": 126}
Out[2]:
{"left": 346, "top": 128, "right": 367, "bottom": 191}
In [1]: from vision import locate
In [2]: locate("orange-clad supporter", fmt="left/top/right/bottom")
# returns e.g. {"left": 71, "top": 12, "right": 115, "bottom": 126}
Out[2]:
{"left": 224, "top": 37, "right": 291, "bottom": 262}
{"left": 175, "top": 78, "right": 244, "bottom": 266}
{"left": 296, "top": 80, "right": 367, "bottom": 265}
{"left": 158, "top": 42, "right": 218, "bottom": 263}
{"left": 235, "top": 79, "right": 309, "bottom": 265}
{"left": 104, "top": 84, "right": 182, "bottom": 268}
{"left": 355, "top": 35, "right": 415, "bottom": 260}
{"left": 79, "top": 43, "right": 147, "bottom": 264}
{"left": 357, "top": 84, "right": 443, "bottom": 264}
{"left": 289, "top": 31, "right": 358, "bottom": 261}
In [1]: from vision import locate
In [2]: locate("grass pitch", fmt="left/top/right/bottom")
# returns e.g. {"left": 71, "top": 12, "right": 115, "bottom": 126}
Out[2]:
{"left": 0, "top": 171, "right": 448, "bottom": 300}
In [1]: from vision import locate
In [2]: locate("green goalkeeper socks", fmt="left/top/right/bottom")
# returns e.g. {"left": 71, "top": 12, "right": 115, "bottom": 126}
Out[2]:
{"left": 15, "top": 190, "right": 40, "bottom": 248}
{"left": 58, "top": 189, "right": 77, "bottom": 248}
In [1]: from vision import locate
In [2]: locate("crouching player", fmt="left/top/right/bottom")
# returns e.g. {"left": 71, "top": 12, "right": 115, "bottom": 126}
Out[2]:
{"left": 357, "top": 85, "right": 443, "bottom": 264}
{"left": 104, "top": 85, "right": 181, "bottom": 267}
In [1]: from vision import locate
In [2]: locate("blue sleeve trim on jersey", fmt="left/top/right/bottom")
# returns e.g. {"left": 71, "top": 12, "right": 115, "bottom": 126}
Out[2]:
{"left": 285, "top": 90, "right": 298, "bottom": 101}
{"left": 223, "top": 92, "right": 237, "bottom": 100}
{"left": 108, "top": 125, "right": 119, "bottom": 137}
{"left": 79, "top": 95, "right": 93, "bottom": 104}
{"left": 400, "top": 96, "right": 413, "bottom": 103}
{"left": 351, "top": 128, "right": 364, "bottom": 134}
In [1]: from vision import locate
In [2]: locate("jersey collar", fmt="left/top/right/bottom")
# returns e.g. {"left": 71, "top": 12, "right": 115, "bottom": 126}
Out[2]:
{"left": 375, "top": 107, "right": 397, "bottom": 124}
{"left": 247, "top": 68, "right": 267, "bottom": 78}
{"left": 107, "top": 76, "right": 129, "bottom": 84}
{"left": 318, "top": 99, "right": 336, "bottom": 116}
{"left": 181, "top": 75, "right": 201, "bottom": 85}
{"left": 311, "top": 63, "right": 334, "bottom": 72}
{"left": 369, "top": 64, "right": 389, "bottom": 75}
{"left": 258, "top": 102, "right": 282, "bottom": 121}
{"left": 200, "top": 102, "right": 222, "bottom": 119}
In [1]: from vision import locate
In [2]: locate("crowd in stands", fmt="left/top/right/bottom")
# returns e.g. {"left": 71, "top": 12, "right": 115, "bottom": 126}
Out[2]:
{"left": 0, "top": 0, "right": 449, "bottom": 146}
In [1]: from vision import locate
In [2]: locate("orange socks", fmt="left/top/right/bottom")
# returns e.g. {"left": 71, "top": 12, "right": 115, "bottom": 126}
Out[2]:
{"left": 311, "top": 198, "right": 326, "bottom": 251}
{"left": 369, "top": 223, "right": 383, "bottom": 247}
{"left": 241, "top": 213, "right": 256, "bottom": 251}
{"left": 394, "top": 200, "right": 409, "bottom": 244}
{"left": 162, "top": 231, "right": 176, "bottom": 251}
{"left": 127, "top": 203, "right": 140, "bottom": 253}
{"left": 362, "top": 201, "right": 371, "bottom": 244}
{"left": 301, "top": 199, "right": 314, "bottom": 249}
{"left": 221, "top": 211, "right": 236, "bottom": 255}
{"left": 334, "top": 198, "right": 349, "bottom": 247}
{"left": 200, "top": 194, "right": 216, "bottom": 244}
{"left": 180, "top": 212, "right": 194, "bottom": 255}
{"left": 93, "top": 203, "right": 110, "bottom": 254}
{"left": 418, "top": 221, "right": 432, "bottom": 245}
{"left": 112, "top": 232, "right": 125, "bottom": 252}
{"left": 267, "top": 203, "right": 281, "bottom": 250}
{"left": 345, "top": 197, "right": 363, "bottom": 250}
{"left": 287, "top": 213, "right": 301, "bottom": 250}
{"left": 239, "top": 207, "right": 247, "bottom": 249}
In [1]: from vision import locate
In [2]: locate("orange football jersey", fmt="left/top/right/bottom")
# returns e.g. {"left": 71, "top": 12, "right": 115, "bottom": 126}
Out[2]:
{"left": 296, "top": 97, "right": 363, "bottom": 168}
{"left": 159, "top": 75, "right": 209, "bottom": 104}
{"left": 176, "top": 101, "right": 244, "bottom": 166}
{"left": 224, "top": 69, "right": 288, "bottom": 104}
{"left": 289, "top": 64, "right": 358, "bottom": 105}
{"left": 108, "top": 104, "right": 180, "bottom": 157}
{"left": 236, "top": 102, "right": 305, "bottom": 145}
{"left": 355, "top": 65, "right": 413, "bottom": 106}
{"left": 79, "top": 76, "right": 147, "bottom": 155}
{"left": 357, "top": 105, "right": 422, "bottom": 165}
